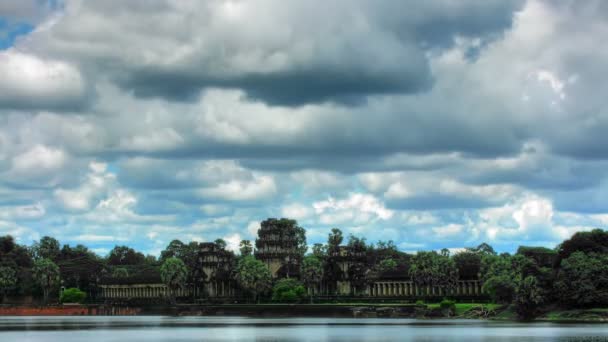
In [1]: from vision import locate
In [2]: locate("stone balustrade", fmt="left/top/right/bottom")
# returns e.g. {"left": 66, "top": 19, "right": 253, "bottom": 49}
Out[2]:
{"left": 99, "top": 284, "right": 192, "bottom": 299}
{"left": 367, "top": 280, "right": 483, "bottom": 297}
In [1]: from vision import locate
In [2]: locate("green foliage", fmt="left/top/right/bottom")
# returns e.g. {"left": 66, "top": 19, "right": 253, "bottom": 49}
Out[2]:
{"left": 239, "top": 240, "right": 253, "bottom": 257}
{"left": 440, "top": 298, "right": 456, "bottom": 312}
{"left": 311, "top": 243, "right": 327, "bottom": 258}
{"left": 483, "top": 274, "right": 516, "bottom": 303}
{"left": 554, "top": 252, "right": 608, "bottom": 307}
{"left": 31, "top": 236, "right": 61, "bottom": 261}
{"left": 235, "top": 256, "right": 272, "bottom": 302}
{"left": 415, "top": 300, "right": 425, "bottom": 305}
{"left": 160, "top": 257, "right": 188, "bottom": 304}
{"left": 515, "top": 276, "right": 545, "bottom": 320}
{"left": 468, "top": 243, "right": 496, "bottom": 256}
{"left": 347, "top": 234, "right": 367, "bottom": 252}
{"left": 517, "top": 246, "right": 557, "bottom": 268}
{"left": 111, "top": 267, "right": 129, "bottom": 278}
{"left": 160, "top": 240, "right": 186, "bottom": 261}
{"left": 378, "top": 258, "right": 398, "bottom": 273}
{"left": 558, "top": 229, "right": 608, "bottom": 261}
{"left": 60, "top": 288, "right": 86, "bottom": 303}
{"left": 107, "top": 245, "right": 146, "bottom": 265}
{"left": 33, "top": 258, "right": 60, "bottom": 304}
{"left": 409, "top": 251, "right": 458, "bottom": 292}
{"left": 301, "top": 256, "right": 323, "bottom": 292}
{"left": 453, "top": 251, "right": 481, "bottom": 280}
{"left": 272, "top": 278, "right": 306, "bottom": 303}
{"left": 0, "top": 266, "right": 17, "bottom": 302}
{"left": 214, "top": 239, "right": 227, "bottom": 250}
{"left": 327, "top": 228, "right": 343, "bottom": 253}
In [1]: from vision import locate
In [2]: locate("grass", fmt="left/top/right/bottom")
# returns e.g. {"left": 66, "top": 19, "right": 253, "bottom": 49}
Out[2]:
{"left": 425, "top": 302, "right": 501, "bottom": 316}
{"left": 540, "top": 308, "right": 608, "bottom": 322}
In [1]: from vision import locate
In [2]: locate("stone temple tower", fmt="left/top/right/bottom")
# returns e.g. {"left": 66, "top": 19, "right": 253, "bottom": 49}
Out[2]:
{"left": 254, "top": 218, "right": 305, "bottom": 278}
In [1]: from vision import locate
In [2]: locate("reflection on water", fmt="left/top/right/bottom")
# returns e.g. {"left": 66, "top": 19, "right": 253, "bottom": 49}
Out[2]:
{"left": 0, "top": 316, "right": 606, "bottom": 341}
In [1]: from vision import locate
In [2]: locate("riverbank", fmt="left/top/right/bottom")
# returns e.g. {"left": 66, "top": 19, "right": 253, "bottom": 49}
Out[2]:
{"left": 1, "top": 304, "right": 607, "bottom": 322}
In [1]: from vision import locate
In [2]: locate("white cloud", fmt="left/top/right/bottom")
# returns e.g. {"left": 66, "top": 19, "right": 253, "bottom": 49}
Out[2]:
{"left": 313, "top": 193, "right": 393, "bottom": 225}
{"left": 223, "top": 233, "right": 242, "bottom": 252}
{"left": 198, "top": 174, "right": 277, "bottom": 201}
{"left": 281, "top": 203, "right": 311, "bottom": 220}
{"left": 0, "top": 50, "right": 85, "bottom": 110}
{"left": 54, "top": 161, "right": 113, "bottom": 211}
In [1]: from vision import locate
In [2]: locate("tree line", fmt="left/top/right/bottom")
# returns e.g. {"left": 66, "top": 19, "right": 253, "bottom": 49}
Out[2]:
{"left": 1, "top": 223, "right": 607, "bottom": 320}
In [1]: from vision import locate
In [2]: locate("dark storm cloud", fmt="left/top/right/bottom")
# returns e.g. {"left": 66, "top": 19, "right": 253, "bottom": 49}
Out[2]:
{"left": 24, "top": 0, "right": 525, "bottom": 106}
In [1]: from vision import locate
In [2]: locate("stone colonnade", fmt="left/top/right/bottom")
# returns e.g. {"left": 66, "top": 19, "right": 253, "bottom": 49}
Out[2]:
{"left": 99, "top": 284, "right": 192, "bottom": 299}
{"left": 368, "top": 280, "right": 482, "bottom": 297}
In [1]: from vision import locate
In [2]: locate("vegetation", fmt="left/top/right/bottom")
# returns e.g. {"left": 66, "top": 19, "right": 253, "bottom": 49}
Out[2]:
{"left": 32, "top": 258, "right": 60, "bottom": 304}
{"left": 271, "top": 278, "right": 306, "bottom": 303}
{"left": 300, "top": 255, "right": 323, "bottom": 300}
{"left": 0, "top": 266, "right": 17, "bottom": 303}
{"left": 60, "top": 288, "right": 86, "bottom": 303}
{"left": 235, "top": 256, "right": 272, "bottom": 303}
{"left": 160, "top": 257, "right": 188, "bottom": 304}
{"left": 0, "top": 222, "right": 606, "bottom": 322}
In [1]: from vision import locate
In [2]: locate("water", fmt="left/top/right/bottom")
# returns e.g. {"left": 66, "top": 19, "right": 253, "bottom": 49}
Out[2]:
{"left": 0, "top": 316, "right": 606, "bottom": 341}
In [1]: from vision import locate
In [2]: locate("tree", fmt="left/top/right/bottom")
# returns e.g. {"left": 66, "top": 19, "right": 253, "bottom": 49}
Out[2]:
{"left": 327, "top": 228, "right": 343, "bottom": 253}
{"left": 239, "top": 240, "right": 253, "bottom": 257}
{"left": 60, "top": 288, "right": 86, "bottom": 303}
{"left": 515, "top": 276, "right": 544, "bottom": 320}
{"left": 111, "top": 267, "right": 129, "bottom": 278}
{"left": 469, "top": 242, "right": 496, "bottom": 256}
{"left": 214, "top": 239, "right": 227, "bottom": 250}
{"left": 32, "top": 236, "right": 60, "bottom": 261}
{"left": 558, "top": 229, "right": 608, "bottom": 262}
{"left": 33, "top": 258, "right": 60, "bottom": 304}
{"left": 453, "top": 251, "right": 481, "bottom": 280}
{"left": 311, "top": 243, "right": 327, "bottom": 258}
{"left": 347, "top": 234, "right": 367, "bottom": 252}
{"left": 481, "top": 254, "right": 517, "bottom": 303}
{"left": 409, "top": 251, "right": 458, "bottom": 295}
{"left": 554, "top": 252, "right": 608, "bottom": 308}
{"left": 160, "top": 257, "right": 188, "bottom": 304}
{"left": 0, "top": 266, "right": 17, "bottom": 303}
{"left": 301, "top": 255, "right": 323, "bottom": 300}
{"left": 107, "top": 245, "right": 146, "bottom": 265}
{"left": 234, "top": 256, "right": 272, "bottom": 303}
{"left": 0, "top": 235, "right": 33, "bottom": 269}
{"left": 378, "top": 258, "right": 398, "bottom": 273}
{"left": 482, "top": 274, "right": 516, "bottom": 303}
{"left": 160, "top": 240, "right": 186, "bottom": 262}
{"left": 271, "top": 278, "right": 306, "bottom": 303}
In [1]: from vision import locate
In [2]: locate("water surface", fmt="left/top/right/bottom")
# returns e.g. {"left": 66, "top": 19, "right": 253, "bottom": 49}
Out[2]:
{"left": 0, "top": 316, "right": 606, "bottom": 341}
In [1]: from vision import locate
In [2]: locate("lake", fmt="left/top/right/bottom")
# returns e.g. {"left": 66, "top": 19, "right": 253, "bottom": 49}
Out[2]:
{"left": 0, "top": 316, "right": 606, "bottom": 341}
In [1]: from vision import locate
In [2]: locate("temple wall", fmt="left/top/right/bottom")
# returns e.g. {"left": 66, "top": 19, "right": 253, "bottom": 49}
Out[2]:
{"left": 366, "top": 280, "right": 483, "bottom": 297}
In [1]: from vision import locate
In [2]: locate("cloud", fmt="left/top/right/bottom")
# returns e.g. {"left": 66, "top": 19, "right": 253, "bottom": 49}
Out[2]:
{"left": 20, "top": 0, "right": 524, "bottom": 106}
{"left": 0, "top": 50, "right": 87, "bottom": 110}
{"left": 0, "top": 0, "right": 607, "bottom": 255}
{"left": 313, "top": 193, "right": 393, "bottom": 225}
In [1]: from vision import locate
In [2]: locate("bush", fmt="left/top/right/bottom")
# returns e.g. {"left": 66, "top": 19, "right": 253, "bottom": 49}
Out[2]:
{"left": 440, "top": 299, "right": 456, "bottom": 310}
{"left": 60, "top": 288, "right": 86, "bottom": 303}
{"left": 415, "top": 300, "right": 425, "bottom": 306}
{"left": 271, "top": 278, "right": 306, "bottom": 303}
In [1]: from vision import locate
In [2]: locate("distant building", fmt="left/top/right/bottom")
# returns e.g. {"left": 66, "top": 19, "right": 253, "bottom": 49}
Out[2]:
{"left": 100, "top": 218, "right": 486, "bottom": 302}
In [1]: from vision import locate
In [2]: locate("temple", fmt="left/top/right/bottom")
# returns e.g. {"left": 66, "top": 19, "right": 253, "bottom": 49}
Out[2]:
{"left": 99, "top": 218, "right": 486, "bottom": 302}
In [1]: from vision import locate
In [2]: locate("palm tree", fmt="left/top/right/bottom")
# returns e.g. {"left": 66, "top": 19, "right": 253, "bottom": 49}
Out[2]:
{"left": 160, "top": 257, "right": 188, "bottom": 304}
{"left": 0, "top": 266, "right": 17, "bottom": 303}
{"left": 301, "top": 256, "right": 323, "bottom": 302}
{"left": 33, "top": 258, "right": 60, "bottom": 305}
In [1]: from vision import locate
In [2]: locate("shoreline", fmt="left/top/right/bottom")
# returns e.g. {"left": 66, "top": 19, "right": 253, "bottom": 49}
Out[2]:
{"left": 1, "top": 304, "right": 606, "bottom": 323}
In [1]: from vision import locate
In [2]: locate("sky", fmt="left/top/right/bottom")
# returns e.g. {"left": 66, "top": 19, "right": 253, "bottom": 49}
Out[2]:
{"left": 0, "top": 0, "right": 607, "bottom": 257}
